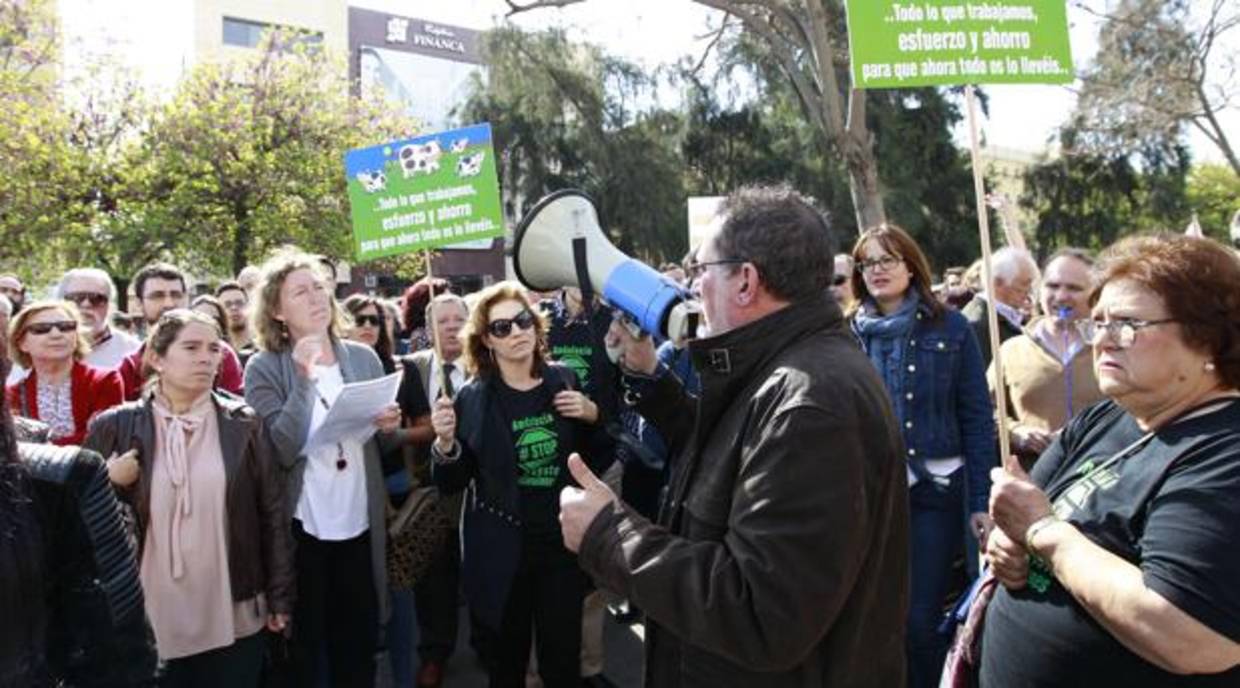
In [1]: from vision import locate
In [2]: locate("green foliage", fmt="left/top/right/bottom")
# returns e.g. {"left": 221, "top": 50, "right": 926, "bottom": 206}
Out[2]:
{"left": 1187, "top": 164, "right": 1240, "bottom": 240}
{"left": 133, "top": 33, "right": 418, "bottom": 275}
{"left": 0, "top": 19, "right": 417, "bottom": 301}
{"left": 1075, "top": 0, "right": 1239, "bottom": 175}
{"left": 459, "top": 27, "right": 687, "bottom": 263}
{"left": 1020, "top": 127, "right": 1192, "bottom": 259}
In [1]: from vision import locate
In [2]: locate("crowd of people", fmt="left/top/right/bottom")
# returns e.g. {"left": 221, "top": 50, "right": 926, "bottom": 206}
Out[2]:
{"left": 1, "top": 184, "right": 1238, "bottom": 688}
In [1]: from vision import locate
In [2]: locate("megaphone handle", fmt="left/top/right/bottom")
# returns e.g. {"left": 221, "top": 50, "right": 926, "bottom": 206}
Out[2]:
{"left": 573, "top": 237, "right": 594, "bottom": 314}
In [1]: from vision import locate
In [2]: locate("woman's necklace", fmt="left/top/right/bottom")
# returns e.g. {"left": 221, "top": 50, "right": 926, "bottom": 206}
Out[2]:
{"left": 313, "top": 388, "right": 348, "bottom": 471}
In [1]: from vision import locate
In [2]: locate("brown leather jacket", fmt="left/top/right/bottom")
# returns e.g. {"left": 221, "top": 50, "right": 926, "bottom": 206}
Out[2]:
{"left": 579, "top": 297, "right": 910, "bottom": 688}
{"left": 83, "top": 391, "right": 295, "bottom": 615}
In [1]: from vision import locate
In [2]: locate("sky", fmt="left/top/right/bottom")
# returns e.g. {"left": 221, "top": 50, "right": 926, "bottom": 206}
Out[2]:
{"left": 59, "top": 0, "right": 1237, "bottom": 166}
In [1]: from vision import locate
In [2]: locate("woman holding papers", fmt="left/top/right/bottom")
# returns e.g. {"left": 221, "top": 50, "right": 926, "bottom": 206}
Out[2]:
{"left": 243, "top": 249, "right": 401, "bottom": 688}
{"left": 429, "top": 281, "right": 614, "bottom": 688}
{"left": 83, "top": 309, "right": 293, "bottom": 686}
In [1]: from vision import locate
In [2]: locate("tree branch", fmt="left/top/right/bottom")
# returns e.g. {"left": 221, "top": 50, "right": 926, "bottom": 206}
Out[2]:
{"left": 505, "top": 0, "right": 587, "bottom": 16}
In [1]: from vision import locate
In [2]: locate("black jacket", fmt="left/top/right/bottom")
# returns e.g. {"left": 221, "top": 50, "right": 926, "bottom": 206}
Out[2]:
{"left": 432, "top": 363, "right": 614, "bottom": 629}
{"left": 83, "top": 391, "right": 295, "bottom": 615}
{"left": 2, "top": 444, "right": 157, "bottom": 688}
{"left": 579, "top": 296, "right": 911, "bottom": 687}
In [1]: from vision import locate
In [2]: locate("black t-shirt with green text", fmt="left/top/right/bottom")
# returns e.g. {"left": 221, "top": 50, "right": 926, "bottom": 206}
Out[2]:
{"left": 495, "top": 378, "right": 570, "bottom": 537}
{"left": 980, "top": 399, "right": 1240, "bottom": 687}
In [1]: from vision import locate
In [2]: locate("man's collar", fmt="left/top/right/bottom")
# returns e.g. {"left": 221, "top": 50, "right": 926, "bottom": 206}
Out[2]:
{"left": 92, "top": 326, "right": 112, "bottom": 346}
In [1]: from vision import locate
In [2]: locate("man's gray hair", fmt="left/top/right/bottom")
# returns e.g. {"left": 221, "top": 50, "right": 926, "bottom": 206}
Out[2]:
{"left": 425, "top": 292, "right": 469, "bottom": 323}
{"left": 0, "top": 294, "right": 11, "bottom": 318}
{"left": 55, "top": 267, "right": 116, "bottom": 303}
{"left": 990, "top": 247, "right": 1039, "bottom": 286}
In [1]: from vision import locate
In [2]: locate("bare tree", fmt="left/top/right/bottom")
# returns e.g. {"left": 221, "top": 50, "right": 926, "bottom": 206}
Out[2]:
{"left": 505, "top": 0, "right": 888, "bottom": 231}
{"left": 1074, "top": 0, "right": 1239, "bottom": 176}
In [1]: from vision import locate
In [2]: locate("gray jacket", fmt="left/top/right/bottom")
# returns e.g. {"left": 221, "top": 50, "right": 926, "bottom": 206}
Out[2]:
{"left": 243, "top": 338, "right": 392, "bottom": 621}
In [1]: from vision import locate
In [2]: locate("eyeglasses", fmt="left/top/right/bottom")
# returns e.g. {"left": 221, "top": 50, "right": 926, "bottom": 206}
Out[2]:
{"left": 64, "top": 292, "right": 109, "bottom": 307}
{"left": 487, "top": 309, "right": 536, "bottom": 338}
{"left": 1076, "top": 318, "right": 1177, "bottom": 349}
{"left": 353, "top": 314, "right": 382, "bottom": 328}
{"left": 832, "top": 275, "right": 849, "bottom": 287}
{"left": 859, "top": 256, "right": 904, "bottom": 274}
{"left": 685, "top": 259, "right": 745, "bottom": 280}
{"left": 26, "top": 321, "right": 78, "bottom": 336}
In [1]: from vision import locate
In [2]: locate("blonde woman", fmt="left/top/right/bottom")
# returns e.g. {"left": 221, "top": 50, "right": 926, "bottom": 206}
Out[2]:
{"left": 243, "top": 250, "right": 400, "bottom": 688}
{"left": 7, "top": 300, "right": 124, "bottom": 446}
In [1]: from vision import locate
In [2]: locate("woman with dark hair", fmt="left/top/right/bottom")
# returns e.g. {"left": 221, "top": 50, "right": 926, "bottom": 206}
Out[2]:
{"left": 84, "top": 310, "right": 293, "bottom": 686}
{"left": 429, "top": 281, "right": 613, "bottom": 688}
{"left": 978, "top": 235, "right": 1240, "bottom": 685}
{"left": 0, "top": 328, "right": 157, "bottom": 687}
{"left": 243, "top": 250, "right": 402, "bottom": 688}
{"left": 191, "top": 295, "right": 230, "bottom": 343}
{"left": 401, "top": 278, "right": 449, "bottom": 352}
{"left": 847, "top": 224, "right": 995, "bottom": 688}
{"left": 343, "top": 294, "right": 396, "bottom": 374}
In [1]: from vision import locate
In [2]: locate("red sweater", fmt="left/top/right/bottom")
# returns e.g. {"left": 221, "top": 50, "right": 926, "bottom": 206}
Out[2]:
{"left": 7, "top": 361, "right": 126, "bottom": 446}
{"left": 115, "top": 341, "right": 244, "bottom": 401}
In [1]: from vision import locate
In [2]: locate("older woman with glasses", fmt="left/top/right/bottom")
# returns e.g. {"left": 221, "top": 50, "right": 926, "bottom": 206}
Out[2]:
{"left": 6, "top": 300, "right": 125, "bottom": 446}
{"left": 978, "top": 234, "right": 1240, "bottom": 686}
{"left": 847, "top": 226, "right": 996, "bottom": 688}
{"left": 429, "top": 281, "right": 613, "bottom": 688}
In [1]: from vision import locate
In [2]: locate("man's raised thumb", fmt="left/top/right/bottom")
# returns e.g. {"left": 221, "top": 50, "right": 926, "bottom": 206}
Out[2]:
{"left": 567, "top": 453, "right": 604, "bottom": 491}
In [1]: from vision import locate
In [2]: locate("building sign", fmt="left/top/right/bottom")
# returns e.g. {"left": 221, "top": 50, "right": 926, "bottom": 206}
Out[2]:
{"left": 845, "top": 0, "right": 1073, "bottom": 88}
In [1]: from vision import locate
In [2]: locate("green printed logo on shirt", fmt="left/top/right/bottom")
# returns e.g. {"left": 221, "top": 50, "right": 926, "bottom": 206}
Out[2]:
{"left": 551, "top": 345, "right": 593, "bottom": 387}
{"left": 513, "top": 412, "right": 560, "bottom": 488}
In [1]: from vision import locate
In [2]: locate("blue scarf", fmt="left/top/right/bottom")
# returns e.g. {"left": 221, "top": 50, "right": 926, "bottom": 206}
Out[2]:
{"left": 853, "top": 294, "right": 920, "bottom": 425}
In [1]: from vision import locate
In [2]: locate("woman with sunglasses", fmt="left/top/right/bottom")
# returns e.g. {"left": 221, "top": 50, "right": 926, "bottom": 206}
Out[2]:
{"left": 847, "top": 226, "right": 995, "bottom": 688}
{"left": 429, "top": 281, "right": 613, "bottom": 688}
{"left": 977, "top": 235, "right": 1240, "bottom": 685}
{"left": 6, "top": 300, "right": 124, "bottom": 446}
{"left": 243, "top": 250, "right": 401, "bottom": 688}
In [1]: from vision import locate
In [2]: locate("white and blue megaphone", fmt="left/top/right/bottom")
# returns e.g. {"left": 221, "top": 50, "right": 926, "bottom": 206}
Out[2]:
{"left": 513, "top": 189, "right": 700, "bottom": 345}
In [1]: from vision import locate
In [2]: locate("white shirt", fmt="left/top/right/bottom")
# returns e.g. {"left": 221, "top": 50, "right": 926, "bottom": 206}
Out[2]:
{"left": 295, "top": 364, "right": 369, "bottom": 540}
{"left": 6, "top": 363, "right": 26, "bottom": 387}
{"left": 426, "top": 352, "right": 466, "bottom": 402}
{"left": 87, "top": 327, "right": 142, "bottom": 370}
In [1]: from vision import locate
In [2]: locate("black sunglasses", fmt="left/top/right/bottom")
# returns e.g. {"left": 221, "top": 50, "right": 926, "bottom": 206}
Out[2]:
{"left": 832, "top": 275, "right": 849, "bottom": 287}
{"left": 64, "top": 291, "right": 109, "bottom": 307}
{"left": 487, "top": 309, "right": 536, "bottom": 338}
{"left": 353, "top": 314, "right": 382, "bottom": 328}
{"left": 27, "top": 321, "right": 78, "bottom": 336}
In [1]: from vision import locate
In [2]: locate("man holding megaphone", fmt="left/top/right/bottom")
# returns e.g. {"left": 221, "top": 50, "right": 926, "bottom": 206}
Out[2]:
{"left": 556, "top": 185, "right": 911, "bottom": 688}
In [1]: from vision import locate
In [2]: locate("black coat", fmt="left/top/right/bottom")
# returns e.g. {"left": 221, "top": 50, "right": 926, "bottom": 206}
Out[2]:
{"left": 2, "top": 444, "right": 157, "bottom": 688}
{"left": 579, "top": 297, "right": 911, "bottom": 687}
{"left": 432, "top": 363, "right": 614, "bottom": 629}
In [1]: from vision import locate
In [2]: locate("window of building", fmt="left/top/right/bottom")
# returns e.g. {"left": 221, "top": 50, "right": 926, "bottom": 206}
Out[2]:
{"left": 222, "top": 16, "right": 323, "bottom": 50}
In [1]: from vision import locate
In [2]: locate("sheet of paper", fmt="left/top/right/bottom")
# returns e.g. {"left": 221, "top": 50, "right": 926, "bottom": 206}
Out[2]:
{"left": 304, "top": 371, "right": 402, "bottom": 455}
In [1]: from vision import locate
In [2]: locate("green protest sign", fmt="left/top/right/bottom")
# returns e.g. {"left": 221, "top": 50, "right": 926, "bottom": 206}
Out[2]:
{"left": 846, "top": 0, "right": 1073, "bottom": 89}
{"left": 343, "top": 123, "right": 505, "bottom": 261}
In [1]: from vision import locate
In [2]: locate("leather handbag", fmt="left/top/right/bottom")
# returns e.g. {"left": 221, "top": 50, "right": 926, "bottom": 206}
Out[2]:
{"left": 385, "top": 484, "right": 455, "bottom": 589}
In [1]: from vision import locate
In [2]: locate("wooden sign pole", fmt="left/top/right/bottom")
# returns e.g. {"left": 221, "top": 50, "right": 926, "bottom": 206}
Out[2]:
{"left": 965, "top": 85, "right": 1015, "bottom": 472}
{"left": 423, "top": 249, "right": 450, "bottom": 399}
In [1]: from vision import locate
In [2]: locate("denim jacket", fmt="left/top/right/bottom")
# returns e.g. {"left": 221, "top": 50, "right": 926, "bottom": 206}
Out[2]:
{"left": 852, "top": 302, "right": 996, "bottom": 513}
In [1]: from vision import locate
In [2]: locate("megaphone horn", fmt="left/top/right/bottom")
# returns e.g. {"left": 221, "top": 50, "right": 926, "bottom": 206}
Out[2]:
{"left": 513, "top": 189, "right": 699, "bottom": 345}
